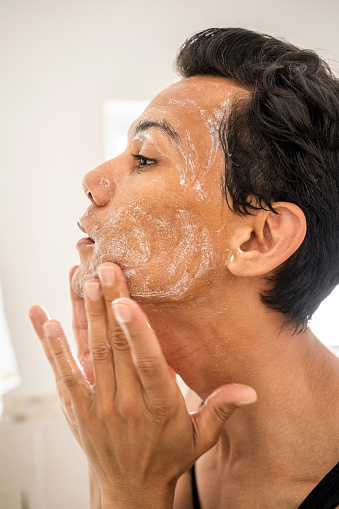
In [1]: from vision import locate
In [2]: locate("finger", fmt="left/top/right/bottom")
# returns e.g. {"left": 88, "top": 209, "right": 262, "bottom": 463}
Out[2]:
{"left": 29, "top": 305, "right": 81, "bottom": 425}
{"left": 191, "top": 384, "right": 257, "bottom": 457}
{"left": 69, "top": 266, "right": 94, "bottom": 383}
{"left": 30, "top": 306, "right": 84, "bottom": 430}
{"left": 29, "top": 305, "right": 61, "bottom": 380}
{"left": 112, "top": 297, "right": 177, "bottom": 408}
{"left": 84, "top": 279, "right": 116, "bottom": 401}
{"left": 70, "top": 265, "right": 88, "bottom": 352}
{"left": 43, "top": 319, "right": 91, "bottom": 417}
{"left": 29, "top": 304, "right": 50, "bottom": 338}
{"left": 56, "top": 380, "right": 77, "bottom": 427}
{"left": 97, "top": 264, "right": 139, "bottom": 391}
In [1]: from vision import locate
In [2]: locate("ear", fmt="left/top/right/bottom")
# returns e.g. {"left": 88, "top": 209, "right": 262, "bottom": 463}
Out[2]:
{"left": 227, "top": 202, "right": 306, "bottom": 277}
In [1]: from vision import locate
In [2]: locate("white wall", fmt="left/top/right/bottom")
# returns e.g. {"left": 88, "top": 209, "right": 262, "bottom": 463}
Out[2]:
{"left": 1, "top": 0, "right": 338, "bottom": 420}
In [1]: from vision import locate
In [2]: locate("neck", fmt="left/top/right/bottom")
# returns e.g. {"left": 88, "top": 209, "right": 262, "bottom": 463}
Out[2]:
{"left": 141, "top": 288, "right": 339, "bottom": 475}
{"left": 140, "top": 282, "right": 304, "bottom": 397}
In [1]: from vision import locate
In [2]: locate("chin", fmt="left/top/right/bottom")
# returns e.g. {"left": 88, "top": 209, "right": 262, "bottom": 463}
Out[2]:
{"left": 71, "top": 264, "right": 96, "bottom": 298}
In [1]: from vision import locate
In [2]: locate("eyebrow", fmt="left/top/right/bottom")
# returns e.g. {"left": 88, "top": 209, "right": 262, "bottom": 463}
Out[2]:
{"left": 133, "top": 119, "right": 181, "bottom": 146}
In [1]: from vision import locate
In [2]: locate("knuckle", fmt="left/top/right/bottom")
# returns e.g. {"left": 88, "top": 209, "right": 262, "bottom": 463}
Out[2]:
{"left": 117, "top": 396, "right": 139, "bottom": 420}
{"left": 213, "top": 404, "right": 233, "bottom": 423}
{"left": 110, "top": 325, "right": 130, "bottom": 352}
{"left": 149, "top": 400, "right": 170, "bottom": 422}
{"left": 87, "top": 307, "right": 104, "bottom": 320}
{"left": 90, "top": 342, "right": 112, "bottom": 362}
{"left": 59, "top": 373, "right": 78, "bottom": 391}
{"left": 96, "top": 403, "right": 114, "bottom": 422}
{"left": 50, "top": 343, "right": 66, "bottom": 358}
{"left": 73, "top": 317, "right": 88, "bottom": 330}
{"left": 135, "top": 356, "right": 158, "bottom": 377}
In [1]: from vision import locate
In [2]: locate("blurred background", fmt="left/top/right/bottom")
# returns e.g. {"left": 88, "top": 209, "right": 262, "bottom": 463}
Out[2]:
{"left": 0, "top": 0, "right": 338, "bottom": 507}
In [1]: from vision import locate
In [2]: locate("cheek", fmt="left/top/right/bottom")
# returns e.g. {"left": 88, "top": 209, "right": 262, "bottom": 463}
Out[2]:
{"left": 93, "top": 207, "right": 172, "bottom": 265}
{"left": 104, "top": 208, "right": 224, "bottom": 300}
{"left": 72, "top": 204, "right": 227, "bottom": 301}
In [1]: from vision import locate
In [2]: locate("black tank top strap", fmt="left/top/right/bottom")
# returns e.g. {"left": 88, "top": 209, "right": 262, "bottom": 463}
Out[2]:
{"left": 298, "top": 461, "right": 339, "bottom": 509}
{"left": 190, "top": 464, "right": 201, "bottom": 509}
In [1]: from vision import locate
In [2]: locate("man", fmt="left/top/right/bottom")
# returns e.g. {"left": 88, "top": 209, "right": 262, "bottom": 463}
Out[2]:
{"left": 29, "top": 28, "right": 339, "bottom": 508}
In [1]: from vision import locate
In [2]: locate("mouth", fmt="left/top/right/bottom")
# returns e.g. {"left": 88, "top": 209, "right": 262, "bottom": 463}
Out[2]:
{"left": 76, "top": 219, "right": 95, "bottom": 249}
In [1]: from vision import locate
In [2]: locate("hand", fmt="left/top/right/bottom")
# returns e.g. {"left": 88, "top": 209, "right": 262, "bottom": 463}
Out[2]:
{"left": 29, "top": 266, "right": 97, "bottom": 440}
{"left": 29, "top": 263, "right": 257, "bottom": 509}
{"left": 29, "top": 266, "right": 106, "bottom": 508}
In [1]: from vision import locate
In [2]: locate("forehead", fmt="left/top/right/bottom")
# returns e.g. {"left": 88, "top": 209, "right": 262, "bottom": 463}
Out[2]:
{"left": 147, "top": 76, "right": 243, "bottom": 125}
{"left": 129, "top": 76, "right": 246, "bottom": 141}
{"left": 150, "top": 75, "right": 243, "bottom": 110}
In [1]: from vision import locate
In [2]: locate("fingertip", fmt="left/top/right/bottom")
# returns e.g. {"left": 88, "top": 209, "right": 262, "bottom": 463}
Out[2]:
{"left": 233, "top": 386, "right": 258, "bottom": 407}
{"left": 84, "top": 280, "right": 103, "bottom": 301}
{"left": 112, "top": 297, "right": 133, "bottom": 323}
{"left": 69, "top": 265, "right": 79, "bottom": 280}
{"left": 69, "top": 266, "right": 81, "bottom": 297}
{"left": 98, "top": 262, "right": 126, "bottom": 281}
{"left": 207, "top": 384, "right": 257, "bottom": 408}
{"left": 28, "top": 305, "right": 50, "bottom": 325}
{"left": 28, "top": 304, "right": 38, "bottom": 319}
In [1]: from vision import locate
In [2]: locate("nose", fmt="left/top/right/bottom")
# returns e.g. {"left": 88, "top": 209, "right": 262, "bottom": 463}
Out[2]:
{"left": 82, "top": 166, "right": 113, "bottom": 207}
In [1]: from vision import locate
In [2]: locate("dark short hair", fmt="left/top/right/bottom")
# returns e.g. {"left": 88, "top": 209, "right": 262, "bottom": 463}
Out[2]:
{"left": 176, "top": 27, "right": 339, "bottom": 330}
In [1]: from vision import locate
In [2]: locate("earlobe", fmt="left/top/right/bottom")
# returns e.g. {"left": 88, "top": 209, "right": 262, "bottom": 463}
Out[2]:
{"left": 227, "top": 203, "right": 306, "bottom": 277}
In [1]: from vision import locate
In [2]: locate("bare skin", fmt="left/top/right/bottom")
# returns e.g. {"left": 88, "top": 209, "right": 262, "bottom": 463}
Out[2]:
{"left": 29, "top": 264, "right": 257, "bottom": 509}
{"left": 174, "top": 323, "right": 339, "bottom": 508}
{"left": 29, "top": 76, "right": 339, "bottom": 508}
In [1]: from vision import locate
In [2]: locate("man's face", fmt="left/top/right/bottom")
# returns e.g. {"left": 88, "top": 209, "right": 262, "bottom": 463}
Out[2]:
{"left": 72, "top": 76, "right": 244, "bottom": 302}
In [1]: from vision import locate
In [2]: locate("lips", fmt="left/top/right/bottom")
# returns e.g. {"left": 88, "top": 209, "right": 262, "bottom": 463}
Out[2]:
{"left": 76, "top": 237, "right": 95, "bottom": 249}
{"left": 76, "top": 219, "right": 95, "bottom": 249}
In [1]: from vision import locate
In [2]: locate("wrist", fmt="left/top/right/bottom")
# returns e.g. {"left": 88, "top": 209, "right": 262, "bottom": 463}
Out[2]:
{"left": 100, "top": 481, "right": 176, "bottom": 509}
{"left": 89, "top": 465, "right": 101, "bottom": 509}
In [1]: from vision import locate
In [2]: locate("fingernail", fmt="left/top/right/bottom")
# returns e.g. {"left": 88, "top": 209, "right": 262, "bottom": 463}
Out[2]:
{"left": 235, "top": 390, "right": 258, "bottom": 407}
{"left": 112, "top": 299, "right": 131, "bottom": 323}
{"left": 85, "top": 281, "right": 102, "bottom": 300}
{"left": 43, "top": 321, "right": 60, "bottom": 338}
{"left": 98, "top": 265, "right": 116, "bottom": 287}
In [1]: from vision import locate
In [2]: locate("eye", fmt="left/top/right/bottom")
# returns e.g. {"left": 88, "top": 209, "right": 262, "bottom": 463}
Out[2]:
{"left": 132, "top": 155, "right": 156, "bottom": 170}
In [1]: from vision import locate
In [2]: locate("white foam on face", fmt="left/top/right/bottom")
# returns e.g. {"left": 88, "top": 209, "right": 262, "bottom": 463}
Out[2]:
{"left": 73, "top": 86, "right": 233, "bottom": 302}
{"left": 133, "top": 130, "right": 170, "bottom": 160}
{"left": 99, "top": 178, "right": 110, "bottom": 188}
{"left": 168, "top": 97, "right": 230, "bottom": 193}
{"left": 73, "top": 206, "right": 224, "bottom": 301}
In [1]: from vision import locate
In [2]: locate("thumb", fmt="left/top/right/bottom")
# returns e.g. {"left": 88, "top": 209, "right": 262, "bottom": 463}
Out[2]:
{"left": 191, "top": 384, "right": 257, "bottom": 457}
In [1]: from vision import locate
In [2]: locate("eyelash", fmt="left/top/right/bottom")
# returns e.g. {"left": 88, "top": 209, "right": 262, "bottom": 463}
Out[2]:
{"left": 132, "top": 154, "right": 156, "bottom": 171}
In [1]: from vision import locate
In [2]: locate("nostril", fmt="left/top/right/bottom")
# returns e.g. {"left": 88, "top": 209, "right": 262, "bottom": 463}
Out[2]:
{"left": 86, "top": 190, "right": 94, "bottom": 203}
